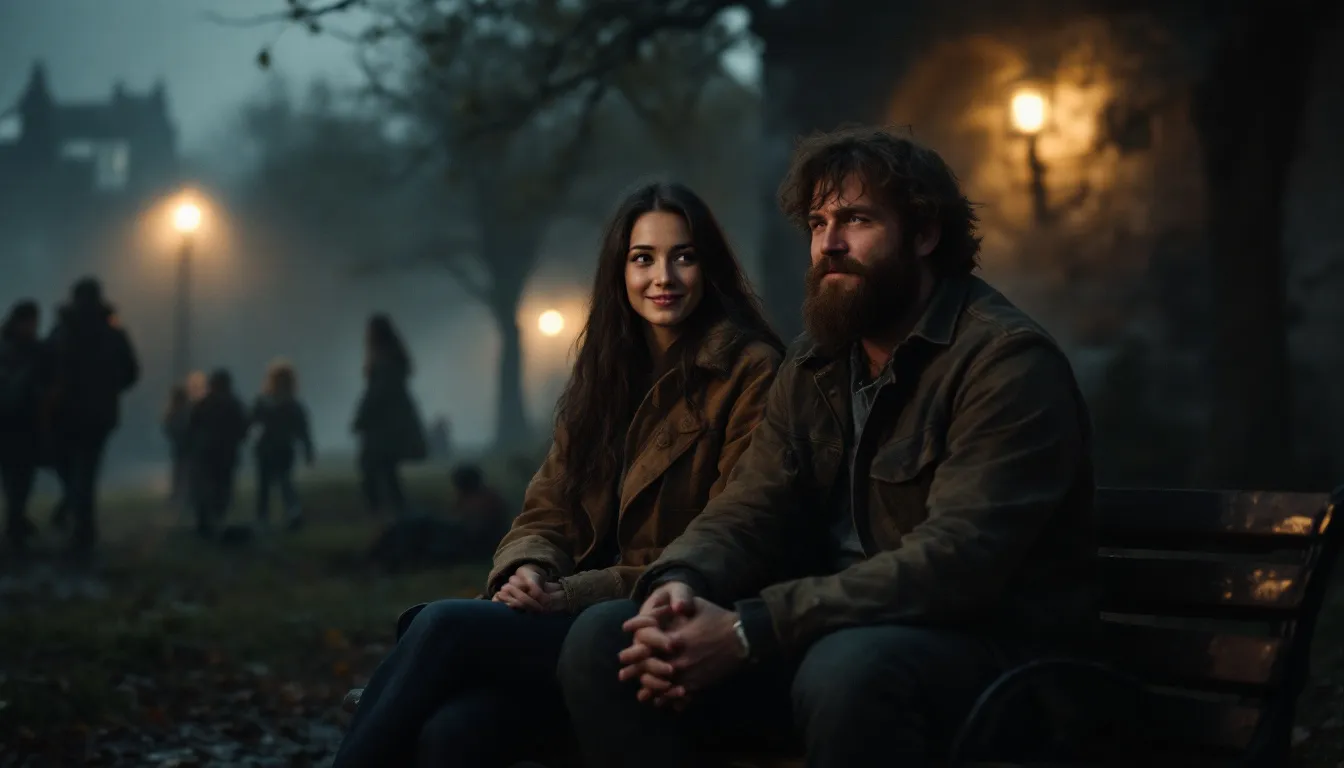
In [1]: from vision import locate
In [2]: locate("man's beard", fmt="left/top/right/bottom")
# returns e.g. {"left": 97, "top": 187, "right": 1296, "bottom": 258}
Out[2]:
{"left": 801, "top": 246, "right": 921, "bottom": 354}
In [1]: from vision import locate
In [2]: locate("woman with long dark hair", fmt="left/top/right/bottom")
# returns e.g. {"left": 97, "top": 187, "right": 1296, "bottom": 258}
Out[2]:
{"left": 333, "top": 181, "right": 784, "bottom": 767}
{"left": 352, "top": 314, "right": 426, "bottom": 517}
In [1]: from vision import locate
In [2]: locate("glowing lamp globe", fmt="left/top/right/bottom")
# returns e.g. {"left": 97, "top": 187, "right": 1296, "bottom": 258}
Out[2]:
{"left": 538, "top": 309, "right": 564, "bottom": 337}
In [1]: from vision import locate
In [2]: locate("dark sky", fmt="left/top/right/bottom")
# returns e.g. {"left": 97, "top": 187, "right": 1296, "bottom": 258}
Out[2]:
{"left": 0, "top": 0, "right": 367, "bottom": 154}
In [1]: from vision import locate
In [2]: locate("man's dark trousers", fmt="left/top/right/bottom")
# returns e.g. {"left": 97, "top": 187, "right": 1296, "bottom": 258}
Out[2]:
{"left": 557, "top": 599, "right": 1004, "bottom": 768}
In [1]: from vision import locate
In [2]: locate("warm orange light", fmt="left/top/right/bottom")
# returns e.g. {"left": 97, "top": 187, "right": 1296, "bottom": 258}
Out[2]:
{"left": 1010, "top": 87, "right": 1048, "bottom": 134}
{"left": 538, "top": 309, "right": 565, "bottom": 337}
{"left": 173, "top": 201, "right": 202, "bottom": 234}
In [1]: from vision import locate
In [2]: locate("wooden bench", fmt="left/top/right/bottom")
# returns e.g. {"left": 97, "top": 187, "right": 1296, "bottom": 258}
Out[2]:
{"left": 344, "top": 485, "right": 1344, "bottom": 767}
{"left": 943, "top": 485, "right": 1344, "bottom": 767}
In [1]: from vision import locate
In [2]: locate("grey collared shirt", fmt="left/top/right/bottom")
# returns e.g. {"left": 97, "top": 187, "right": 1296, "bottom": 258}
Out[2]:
{"left": 828, "top": 345, "right": 895, "bottom": 569}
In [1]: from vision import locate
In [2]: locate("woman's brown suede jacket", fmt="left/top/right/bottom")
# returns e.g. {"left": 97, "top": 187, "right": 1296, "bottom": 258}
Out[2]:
{"left": 486, "top": 320, "right": 782, "bottom": 613}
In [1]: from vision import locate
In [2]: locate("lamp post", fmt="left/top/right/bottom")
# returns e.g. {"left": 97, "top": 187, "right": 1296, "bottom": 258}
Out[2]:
{"left": 171, "top": 200, "right": 202, "bottom": 380}
{"left": 1009, "top": 86, "right": 1050, "bottom": 225}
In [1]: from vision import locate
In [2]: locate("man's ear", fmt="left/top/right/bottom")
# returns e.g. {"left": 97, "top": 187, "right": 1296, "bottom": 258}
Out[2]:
{"left": 913, "top": 225, "right": 941, "bottom": 259}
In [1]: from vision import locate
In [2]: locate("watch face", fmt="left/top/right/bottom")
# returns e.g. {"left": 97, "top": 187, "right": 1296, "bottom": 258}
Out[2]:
{"left": 733, "top": 622, "right": 751, "bottom": 658}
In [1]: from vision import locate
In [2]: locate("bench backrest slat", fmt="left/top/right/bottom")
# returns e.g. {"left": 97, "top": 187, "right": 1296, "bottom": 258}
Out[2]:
{"left": 1097, "top": 489, "right": 1328, "bottom": 553}
{"left": 1098, "top": 621, "right": 1281, "bottom": 696}
{"left": 1098, "top": 556, "right": 1306, "bottom": 621}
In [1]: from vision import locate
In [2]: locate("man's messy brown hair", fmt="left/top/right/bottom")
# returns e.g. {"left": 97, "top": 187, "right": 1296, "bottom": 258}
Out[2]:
{"left": 777, "top": 125, "right": 982, "bottom": 276}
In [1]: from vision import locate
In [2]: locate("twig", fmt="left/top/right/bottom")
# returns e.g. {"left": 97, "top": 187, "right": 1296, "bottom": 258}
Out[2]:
{"left": 203, "top": 0, "right": 368, "bottom": 28}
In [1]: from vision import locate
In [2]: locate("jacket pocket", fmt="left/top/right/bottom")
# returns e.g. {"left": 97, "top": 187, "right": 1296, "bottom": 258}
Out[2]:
{"left": 867, "top": 431, "right": 940, "bottom": 544}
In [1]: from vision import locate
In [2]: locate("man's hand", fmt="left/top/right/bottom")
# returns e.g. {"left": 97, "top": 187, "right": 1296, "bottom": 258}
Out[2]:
{"left": 637, "top": 581, "right": 697, "bottom": 622}
{"left": 654, "top": 598, "right": 745, "bottom": 693}
{"left": 492, "top": 564, "right": 568, "bottom": 614}
{"left": 618, "top": 589, "right": 746, "bottom": 708}
{"left": 616, "top": 581, "right": 698, "bottom": 707}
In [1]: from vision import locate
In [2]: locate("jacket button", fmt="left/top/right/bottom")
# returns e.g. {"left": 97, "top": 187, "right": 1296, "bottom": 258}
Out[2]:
{"left": 655, "top": 428, "right": 671, "bottom": 448}
{"left": 679, "top": 416, "right": 695, "bottom": 431}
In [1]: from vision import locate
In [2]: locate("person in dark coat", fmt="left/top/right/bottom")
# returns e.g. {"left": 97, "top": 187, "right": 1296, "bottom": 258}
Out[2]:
{"left": 251, "top": 359, "right": 314, "bottom": 531}
{"left": 0, "top": 300, "right": 51, "bottom": 551}
{"left": 46, "top": 277, "right": 139, "bottom": 556}
{"left": 352, "top": 314, "right": 425, "bottom": 518}
{"left": 185, "top": 369, "right": 249, "bottom": 538}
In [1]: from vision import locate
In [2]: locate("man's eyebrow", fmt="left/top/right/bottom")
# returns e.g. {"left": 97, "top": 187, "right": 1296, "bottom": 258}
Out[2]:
{"left": 809, "top": 204, "right": 880, "bottom": 218}
{"left": 835, "top": 204, "right": 880, "bottom": 217}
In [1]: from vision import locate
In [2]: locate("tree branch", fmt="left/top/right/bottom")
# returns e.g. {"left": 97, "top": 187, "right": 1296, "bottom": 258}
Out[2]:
{"left": 467, "top": 1, "right": 736, "bottom": 137}
{"left": 350, "top": 237, "right": 492, "bottom": 303}
{"left": 205, "top": 0, "right": 368, "bottom": 28}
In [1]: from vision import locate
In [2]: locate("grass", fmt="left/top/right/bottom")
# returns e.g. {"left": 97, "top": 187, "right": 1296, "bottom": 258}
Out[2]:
{"left": 0, "top": 454, "right": 538, "bottom": 765}
{"left": 0, "top": 451, "right": 1340, "bottom": 766}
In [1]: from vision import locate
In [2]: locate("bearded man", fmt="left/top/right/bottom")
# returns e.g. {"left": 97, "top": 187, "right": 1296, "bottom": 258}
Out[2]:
{"left": 556, "top": 127, "right": 1099, "bottom": 768}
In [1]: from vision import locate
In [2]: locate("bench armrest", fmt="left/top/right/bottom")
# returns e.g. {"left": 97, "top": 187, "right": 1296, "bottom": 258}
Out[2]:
{"left": 949, "top": 658, "right": 1149, "bottom": 766}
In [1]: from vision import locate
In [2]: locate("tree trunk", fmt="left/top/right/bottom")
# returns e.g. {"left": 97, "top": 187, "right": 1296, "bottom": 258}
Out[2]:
{"left": 479, "top": 213, "right": 545, "bottom": 450}
{"left": 490, "top": 298, "right": 530, "bottom": 449}
{"left": 1192, "top": 0, "right": 1332, "bottom": 489}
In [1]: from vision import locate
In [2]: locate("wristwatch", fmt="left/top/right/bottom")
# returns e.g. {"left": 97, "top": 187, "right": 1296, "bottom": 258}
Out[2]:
{"left": 731, "top": 618, "right": 752, "bottom": 660}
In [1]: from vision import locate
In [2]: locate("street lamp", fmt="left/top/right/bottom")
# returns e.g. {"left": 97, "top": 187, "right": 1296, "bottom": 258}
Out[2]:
{"left": 538, "top": 309, "right": 564, "bottom": 337}
{"left": 1009, "top": 85, "right": 1051, "bottom": 225}
{"left": 171, "top": 198, "right": 202, "bottom": 379}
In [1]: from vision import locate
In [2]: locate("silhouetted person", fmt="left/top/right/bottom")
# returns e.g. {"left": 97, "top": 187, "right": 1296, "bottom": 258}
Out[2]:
{"left": 0, "top": 300, "right": 51, "bottom": 551}
{"left": 251, "top": 359, "right": 314, "bottom": 531}
{"left": 186, "top": 369, "right": 248, "bottom": 538}
{"left": 450, "top": 464, "right": 507, "bottom": 557}
{"left": 352, "top": 314, "right": 425, "bottom": 518}
{"left": 46, "top": 278, "right": 139, "bottom": 556}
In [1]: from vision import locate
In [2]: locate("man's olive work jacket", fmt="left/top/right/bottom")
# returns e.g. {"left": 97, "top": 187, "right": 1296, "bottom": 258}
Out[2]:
{"left": 637, "top": 275, "right": 1099, "bottom": 661}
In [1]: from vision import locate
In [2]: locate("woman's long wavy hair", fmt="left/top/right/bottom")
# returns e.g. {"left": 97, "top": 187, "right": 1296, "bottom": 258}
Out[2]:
{"left": 554, "top": 181, "right": 782, "bottom": 507}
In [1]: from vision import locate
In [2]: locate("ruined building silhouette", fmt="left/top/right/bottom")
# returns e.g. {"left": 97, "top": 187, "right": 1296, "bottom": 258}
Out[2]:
{"left": 0, "top": 60, "right": 180, "bottom": 283}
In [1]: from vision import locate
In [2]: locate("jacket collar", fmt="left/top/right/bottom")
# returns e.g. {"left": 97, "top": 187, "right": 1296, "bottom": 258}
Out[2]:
{"left": 795, "top": 274, "right": 973, "bottom": 368}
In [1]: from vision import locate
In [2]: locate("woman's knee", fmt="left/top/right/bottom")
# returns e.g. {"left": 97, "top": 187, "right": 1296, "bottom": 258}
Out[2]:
{"left": 401, "top": 598, "right": 499, "bottom": 646}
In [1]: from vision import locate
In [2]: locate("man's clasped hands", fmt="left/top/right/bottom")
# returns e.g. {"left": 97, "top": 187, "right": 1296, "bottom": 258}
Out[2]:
{"left": 493, "top": 566, "right": 746, "bottom": 710}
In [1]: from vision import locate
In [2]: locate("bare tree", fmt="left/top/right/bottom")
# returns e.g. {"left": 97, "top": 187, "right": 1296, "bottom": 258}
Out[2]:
{"left": 346, "top": 2, "right": 609, "bottom": 447}
{"left": 244, "top": 1, "right": 738, "bottom": 447}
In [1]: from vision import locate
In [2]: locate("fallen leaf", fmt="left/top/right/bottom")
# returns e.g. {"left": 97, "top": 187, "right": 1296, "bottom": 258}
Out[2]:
{"left": 322, "top": 628, "right": 350, "bottom": 650}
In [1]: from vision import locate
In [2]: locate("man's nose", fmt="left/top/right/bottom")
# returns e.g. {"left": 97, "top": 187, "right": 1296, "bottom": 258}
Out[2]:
{"left": 818, "top": 224, "right": 847, "bottom": 257}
